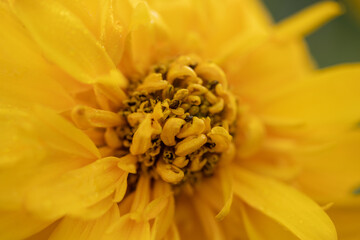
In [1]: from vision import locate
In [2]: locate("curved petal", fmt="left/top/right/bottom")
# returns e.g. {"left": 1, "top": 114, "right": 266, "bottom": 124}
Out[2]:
{"left": 327, "top": 206, "right": 360, "bottom": 240}
{"left": 232, "top": 167, "right": 337, "bottom": 240}
{"left": 34, "top": 106, "right": 100, "bottom": 159}
{"left": 193, "top": 198, "right": 226, "bottom": 240}
{"left": 0, "top": 210, "right": 52, "bottom": 240}
{"left": 258, "top": 64, "right": 360, "bottom": 140}
{"left": 0, "top": 107, "right": 99, "bottom": 210}
{"left": 103, "top": 214, "right": 151, "bottom": 240}
{"left": 49, "top": 204, "right": 120, "bottom": 240}
{"left": 10, "top": 0, "right": 127, "bottom": 87}
{"left": 25, "top": 221, "right": 59, "bottom": 240}
{"left": 151, "top": 181, "right": 175, "bottom": 240}
{"left": 163, "top": 223, "right": 180, "bottom": 240}
{"left": 120, "top": 1, "right": 171, "bottom": 75}
{"left": 215, "top": 166, "right": 234, "bottom": 220}
{"left": 68, "top": 195, "right": 114, "bottom": 220}
{"left": 148, "top": 0, "right": 272, "bottom": 57}
{"left": 25, "top": 157, "right": 126, "bottom": 220}
{"left": 296, "top": 131, "right": 360, "bottom": 206}
{"left": 175, "top": 195, "right": 208, "bottom": 240}
{"left": 0, "top": 2, "right": 75, "bottom": 110}
{"left": 240, "top": 201, "right": 299, "bottom": 240}
{"left": 218, "top": 197, "right": 251, "bottom": 240}
{"left": 60, "top": 0, "right": 132, "bottom": 62}
{"left": 224, "top": 2, "right": 342, "bottom": 105}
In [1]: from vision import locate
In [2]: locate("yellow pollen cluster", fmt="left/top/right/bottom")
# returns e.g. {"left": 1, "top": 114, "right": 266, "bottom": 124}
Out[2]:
{"left": 72, "top": 55, "right": 237, "bottom": 187}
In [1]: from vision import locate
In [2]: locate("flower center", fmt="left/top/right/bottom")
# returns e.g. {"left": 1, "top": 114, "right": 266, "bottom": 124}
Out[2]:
{"left": 120, "top": 55, "right": 237, "bottom": 187}
{"left": 72, "top": 55, "right": 237, "bottom": 189}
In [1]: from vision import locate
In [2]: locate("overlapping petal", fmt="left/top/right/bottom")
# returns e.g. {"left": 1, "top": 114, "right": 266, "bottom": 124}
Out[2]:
{"left": 258, "top": 64, "right": 360, "bottom": 140}
{"left": 232, "top": 167, "right": 337, "bottom": 240}
{"left": 0, "top": 106, "right": 99, "bottom": 211}
{"left": 0, "top": 2, "right": 75, "bottom": 110}
{"left": 10, "top": 0, "right": 127, "bottom": 88}
{"left": 49, "top": 204, "right": 120, "bottom": 240}
{"left": 0, "top": 0, "right": 357, "bottom": 239}
{"left": 25, "top": 156, "right": 129, "bottom": 220}
{"left": 0, "top": 210, "right": 52, "bottom": 240}
{"left": 296, "top": 130, "right": 360, "bottom": 206}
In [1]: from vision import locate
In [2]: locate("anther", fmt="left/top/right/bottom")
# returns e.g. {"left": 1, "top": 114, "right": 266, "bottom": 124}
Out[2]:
{"left": 187, "top": 84, "right": 208, "bottom": 95}
{"left": 208, "top": 98, "right": 225, "bottom": 114}
{"left": 167, "top": 64, "right": 197, "bottom": 84}
{"left": 175, "top": 134, "right": 207, "bottom": 157}
{"left": 156, "top": 160, "right": 184, "bottom": 184}
{"left": 174, "top": 89, "right": 189, "bottom": 100}
{"left": 137, "top": 73, "right": 168, "bottom": 93}
{"left": 195, "top": 62, "right": 227, "bottom": 88}
{"left": 187, "top": 95, "right": 201, "bottom": 105}
{"left": 161, "top": 118, "right": 186, "bottom": 146}
{"left": 106, "top": 55, "right": 237, "bottom": 187}
{"left": 173, "top": 156, "right": 189, "bottom": 168}
{"left": 207, "top": 127, "right": 232, "bottom": 152}
{"left": 177, "top": 117, "right": 205, "bottom": 138}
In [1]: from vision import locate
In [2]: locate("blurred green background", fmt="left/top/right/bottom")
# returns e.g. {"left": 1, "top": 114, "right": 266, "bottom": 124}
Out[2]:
{"left": 262, "top": 0, "right": 360, "bottom": 68}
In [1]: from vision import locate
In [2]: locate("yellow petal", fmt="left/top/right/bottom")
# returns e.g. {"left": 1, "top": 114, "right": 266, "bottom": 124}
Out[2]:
{"left": 219, "top": 2, "right": 344, "bottom": 104}
{"left": 0, "top": 210, "right": 52, "bottom": 240}
{"left": 274, "top": 1, "right": 343, "bottom": 40}
{"left": 68, "top": 195, "right": 114, "bottom": 220}
{"left": 232, "top": 167, "right": 337, "bottom": 240}
{"left": 143, "top": 195, "right": 168, "bottom": 220}
{"left": 239, "top": 153, "right": 302, "bottom": 182}
{"left": 174, "top": 195, "right": 208, "bottom": 239}
{"left": 259, "top": 64, "right": 360, "bottom": 139}
{"left": 113, "top": 172, "right": 129, "bottom": 203}
{"left": 0, "top": 2, "right": 75, "bottom": 110}
{"left": 236, "top": 115, "right": 265, "bottom": 158}
{"left": 130, "top": 176, "right": 151, "bottom": 213}
{"left": 193, "top": 198, "right": 226, "bottom": 240}
{"left": 25, "top": 221, "right": 59, "bottom": 240}
{"left": 57, "top": 0, "right": 100, "bottom": 37}
{"left": 0, "top": 107, "right": 97, "bottom": 210}
{"left": 151, "top": 181, "right": 175, "bottom": 240}
{"left": 215, "top": 167, "right": 234, "bottom": 221}
{"left": 34, "top": 106, "right": 100, "bottom": 159}
{"left": 117, "top": 154, "right": 137, "bottom": 174}
{"left": 149, "top": 0, "right": 271, "bottom": 57}
{"left": 327, "top": 206, "right": 360, "bottom": 240}
{"left": 49, "top": 204, "right": 120, "bottom": 240}
{"left": 296, "top": 130, "right": 360, "bottom": 206}
{"left": 25, "top": 157, "right": 126, "bottom": 220}
{"left": 120, "top": 1, "right": 169, "bottom": 75}
{"left": 163, "top": 223, "right": 180, "bottom": 240}
{"left": 99, "top": 0, "right": 125, "bottom": 66}
{"left": 104, "top": 214, "right": 151, "bottom": 240}
{"left": 239, "top": 202, "right": 299, "bottom": 240}
{"left": 130, "top": 114, "right": 162, "bottom": 155}
{"left": 10, "top": 0, "right": 126, "bottom": 86}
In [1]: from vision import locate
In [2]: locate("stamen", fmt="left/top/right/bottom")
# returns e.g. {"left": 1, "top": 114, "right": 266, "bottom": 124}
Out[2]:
{"left": 156, "top": 160, "right": 184, "bottom": 184}
{"left": 177, "top": 117, "right": 205, "bottom": 138}
{"left": 195, "top": 62, "right": 227, "bottom": 88}
{"left": 175, "top": 134, "right": 208, "bottom": 157}
{"left": 76, "top": 55, "right": 238, "bottom": 187}
{"left": 160, "top": 118, "right": 186, "bottom": 146}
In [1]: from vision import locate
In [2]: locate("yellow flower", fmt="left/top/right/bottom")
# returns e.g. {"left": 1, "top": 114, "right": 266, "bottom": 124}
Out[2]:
{"left": 1, "top": 0, "right": 360, "bottom": 240}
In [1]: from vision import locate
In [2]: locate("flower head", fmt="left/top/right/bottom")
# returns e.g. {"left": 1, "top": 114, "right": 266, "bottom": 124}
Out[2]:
{"left": 1, "top": 0, "right": 360, "bottom": 240}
